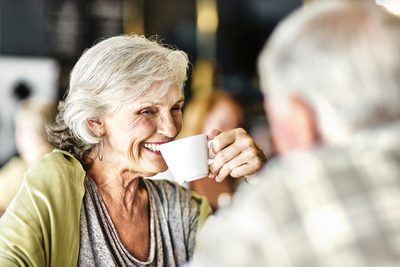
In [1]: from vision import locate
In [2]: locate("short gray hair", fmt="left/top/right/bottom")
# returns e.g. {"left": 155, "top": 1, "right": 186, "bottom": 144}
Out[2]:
{"left": 258, "top": 1, "right": 400, "bottom": 143}
{"left": 47, "top": 34, "right": 189, "bottom": 165}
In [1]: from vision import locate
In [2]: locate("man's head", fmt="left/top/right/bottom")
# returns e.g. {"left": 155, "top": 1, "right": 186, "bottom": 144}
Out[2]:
{"left": 258, "top": 1, "right": 400, "bottom": 155}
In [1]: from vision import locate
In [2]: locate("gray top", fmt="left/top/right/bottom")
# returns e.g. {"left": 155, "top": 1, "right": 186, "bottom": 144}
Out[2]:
{"left": 78, "top": 176, "right": 200, "bottom": 267}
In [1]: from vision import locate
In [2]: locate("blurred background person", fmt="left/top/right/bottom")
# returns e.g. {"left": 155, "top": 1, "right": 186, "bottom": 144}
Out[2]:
{"left": 191, "top": 1, "right": 400, "bottom": 266}
{"left": 0, "top": 97, "right": 58, "bottom": 213}
{"left": 179, "top": 91, "right": 246, "bottom": 211}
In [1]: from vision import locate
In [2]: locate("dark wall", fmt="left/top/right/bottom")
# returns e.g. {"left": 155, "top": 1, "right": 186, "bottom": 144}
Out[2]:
{"left": 0, "top": 0, "right": 50, "bottom": 56}
{"left": 217, "top": 0, "right": 302, "bottom": 76}
{"left": 144, "top": 0, "right": 197, "bottom": 61}
{"left": 1, "top": 0, "right": 301, "bottom": 89}
{"left": 0, "top": 0, "right": 125, "bottom": 99}
{"left": 143, "top": 0, "right": 302, "bottom": 87}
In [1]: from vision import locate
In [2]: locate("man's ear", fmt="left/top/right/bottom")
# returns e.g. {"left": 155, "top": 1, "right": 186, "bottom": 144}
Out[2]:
{"left": 265, "top": 96, "right": 319, "bottom": 156}
{"left": 289, "top": 97, "right": 319, "bottom": 148}
{"left": 87, "top": 117, "right": 104, "bottom": 137}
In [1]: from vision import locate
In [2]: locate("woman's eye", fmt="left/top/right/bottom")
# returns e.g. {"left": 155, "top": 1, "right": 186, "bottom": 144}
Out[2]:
{"left": 171, "top": 106, "right": 181, "bottom": 112}
{"left": 140, "top": 109, "right": 155, "bottom": 115}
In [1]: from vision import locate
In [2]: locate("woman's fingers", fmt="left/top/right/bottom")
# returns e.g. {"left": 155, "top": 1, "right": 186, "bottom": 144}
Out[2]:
{"left": 208, "top": 128, "right": 267, "bottom": 182}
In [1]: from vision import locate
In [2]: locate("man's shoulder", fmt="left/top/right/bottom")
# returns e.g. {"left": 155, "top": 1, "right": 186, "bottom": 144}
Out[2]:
{"left": 231, "top": 147, "right": 363, "bottom": 212}
{"left": 247, "top": 149, "right": 330, "bottom": 192}
{"left": 256, "top": 145, "right": 371, "bottom": 187}
{"left": 195, "top": 143, "right": 400, "bottom": 263}
{"left": 237, "top": 140, "right": 400, "bottom": 218}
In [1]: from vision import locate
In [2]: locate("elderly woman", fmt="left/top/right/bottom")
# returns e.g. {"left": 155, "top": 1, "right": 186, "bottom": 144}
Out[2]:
{"left": 0, "top": 35, "right": 266, "bottom": 266}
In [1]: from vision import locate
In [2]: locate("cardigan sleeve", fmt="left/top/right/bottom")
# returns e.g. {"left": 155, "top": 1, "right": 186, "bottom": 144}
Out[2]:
{"left": 0, "top": 150, "right": 86, "bottom": 267}
{"left": 0, "top": 178, "right": 48, "bottom": 266}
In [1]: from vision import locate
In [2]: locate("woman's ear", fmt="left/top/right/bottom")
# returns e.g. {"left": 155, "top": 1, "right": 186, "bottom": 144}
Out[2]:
{"left": 87, "top": 117, "right": 104, "bottom": 137}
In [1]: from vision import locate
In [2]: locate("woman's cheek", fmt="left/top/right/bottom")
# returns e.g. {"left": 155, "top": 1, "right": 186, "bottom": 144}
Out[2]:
{"left": 174, "top": 115, "right": 183, "bottom": 135}
{"left": 124, "top": 118, "right": 146, "bottom": 160}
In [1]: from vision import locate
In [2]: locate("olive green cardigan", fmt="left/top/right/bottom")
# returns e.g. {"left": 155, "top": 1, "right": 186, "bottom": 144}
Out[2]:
{"left": 0, "top": 150, "right": 212, "bottom": 266}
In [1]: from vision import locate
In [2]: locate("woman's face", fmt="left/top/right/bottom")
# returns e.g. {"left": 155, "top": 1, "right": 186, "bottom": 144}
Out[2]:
{"left": 101, "top": 82, "right": 184, "bottom": 177}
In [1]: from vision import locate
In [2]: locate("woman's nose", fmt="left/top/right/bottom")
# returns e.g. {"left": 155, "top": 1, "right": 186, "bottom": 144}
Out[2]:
{"left": 158, "top": 113, "right": 178, "bottom": 138}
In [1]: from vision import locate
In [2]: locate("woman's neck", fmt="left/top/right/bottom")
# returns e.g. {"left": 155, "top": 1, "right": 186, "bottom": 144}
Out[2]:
{"left": 87, "top": 157, "right": 146, "bottom": 210}
{"left": 85, "top": 152, "right": 151, "bottom": 261}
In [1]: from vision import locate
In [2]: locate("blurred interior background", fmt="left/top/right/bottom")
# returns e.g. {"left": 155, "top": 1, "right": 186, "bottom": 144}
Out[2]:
{"left": 1, "top": 0, "right": 393, "bottom": 167}
{"left": 0, "top": 0, "right": 304, "bottom": 167}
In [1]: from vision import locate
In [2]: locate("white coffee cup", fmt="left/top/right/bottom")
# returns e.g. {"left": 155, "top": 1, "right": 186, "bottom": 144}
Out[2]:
{"left": 159, "top": 133, "right": 213, "bottom": 184}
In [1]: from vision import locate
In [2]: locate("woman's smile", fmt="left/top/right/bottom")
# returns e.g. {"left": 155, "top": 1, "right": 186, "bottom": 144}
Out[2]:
{"left": 142, "top": 142, "right": 166, "bottom": 153}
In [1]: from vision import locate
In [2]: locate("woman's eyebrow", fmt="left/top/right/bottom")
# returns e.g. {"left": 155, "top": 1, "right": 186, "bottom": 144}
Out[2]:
{"left": 139, "top": 98, "right": 185, "bottom": 106}
{"left": 176, "top": 98, "right": 185, "bottom": 105}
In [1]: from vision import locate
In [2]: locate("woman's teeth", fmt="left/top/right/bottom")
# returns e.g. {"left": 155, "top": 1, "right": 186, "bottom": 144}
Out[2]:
{"left": 143, "top": 143, "right": 160, "bottom": 152}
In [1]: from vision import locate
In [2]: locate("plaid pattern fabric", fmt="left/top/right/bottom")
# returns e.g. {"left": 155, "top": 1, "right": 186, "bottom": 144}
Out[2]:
{"left": 191, "top": 121, "right": 400, "bottom": 267}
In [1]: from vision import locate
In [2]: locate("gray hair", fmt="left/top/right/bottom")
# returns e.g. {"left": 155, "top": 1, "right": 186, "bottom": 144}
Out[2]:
{"left": 258, "top": 1, "right": 400, "bottom": 143}
{"left": 47, "top": 34, "right": 189, "bottom": 165}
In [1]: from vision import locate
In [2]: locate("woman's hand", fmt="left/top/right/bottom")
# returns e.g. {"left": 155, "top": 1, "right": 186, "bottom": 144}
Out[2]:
{"left": 207, "top": 128, "right": 267, "bottom": 182}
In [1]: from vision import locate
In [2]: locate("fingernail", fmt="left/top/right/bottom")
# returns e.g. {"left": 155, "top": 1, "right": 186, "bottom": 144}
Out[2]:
{"left": 216, "top": 175, "right": 221, "bottom": 182}
{"left": 208, "top": 173, "right": 214, "bottom": 179}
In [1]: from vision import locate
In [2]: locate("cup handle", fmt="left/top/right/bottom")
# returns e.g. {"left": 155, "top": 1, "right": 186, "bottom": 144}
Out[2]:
{"left": 207, "top": 139, "right": 213, "bottom": 149}
{"left": 208, "top": 140, "right": 214, "bottom": 165}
